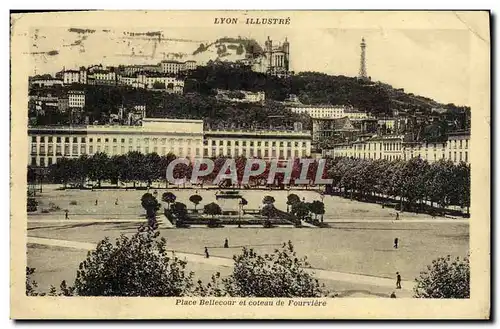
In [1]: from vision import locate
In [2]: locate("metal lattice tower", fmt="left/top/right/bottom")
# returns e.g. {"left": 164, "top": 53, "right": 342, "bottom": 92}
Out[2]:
{"left": 358, "top": 37, "right": 367, "bottom": 79}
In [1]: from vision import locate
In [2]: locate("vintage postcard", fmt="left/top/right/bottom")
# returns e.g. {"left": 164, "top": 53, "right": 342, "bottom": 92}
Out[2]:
{"left": 10, "top": 10, "right": 490, "bottom": 319}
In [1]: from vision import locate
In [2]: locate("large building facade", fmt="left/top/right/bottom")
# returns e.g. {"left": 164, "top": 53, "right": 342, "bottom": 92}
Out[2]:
{"left": 203, "top": 129, "right": 311, "bottom": 160}
{"left": 324, "top": 131, "right": 470, "bottom": 165}
{"left": 28, "top": 120, "right": 312, "bottom": 167}
{"left": 28, "top": 118, "right": 204, "bottom": 167}
{"left": 160, "top": 60, "right": 197, "bottom": 74}
{"left": 68, "top": 90, "right": 85, "bottom": 108}
{"left": 288, "top": 105, "right": 370, "bottom": 120}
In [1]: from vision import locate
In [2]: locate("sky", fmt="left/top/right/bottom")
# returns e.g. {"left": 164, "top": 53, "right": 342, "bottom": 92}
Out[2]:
{"left": 28, "top": 26, "right": 471, "bottom": 106}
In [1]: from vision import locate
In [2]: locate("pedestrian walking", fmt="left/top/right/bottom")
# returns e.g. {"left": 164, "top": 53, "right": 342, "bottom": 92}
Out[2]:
{"left": 95, "top": 199, "right": 98, "bottom": 206}
{"left": 65, "top": 210, "right": 69, "bottom": 220}
{"left": 395, "top": 212, "right": 400, "bottom": 220}
{"left": 204, "top": 247, "right": 210, "bottom": 258}
{"left": 396, "top": 272, "right": 402, "bottom": 289}
{"left": 224, "top": 238, "right": 229, "bottom": 248}
{"left": 394, "top": 238, "right": 399, "bottom": 249}
{"left": 115, "top": 198, "right": 119, "bottom": 205}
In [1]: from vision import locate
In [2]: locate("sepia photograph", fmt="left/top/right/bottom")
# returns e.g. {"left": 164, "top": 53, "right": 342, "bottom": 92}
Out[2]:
{"left": 10, "top": 10, "right": 490, "bottom": 319}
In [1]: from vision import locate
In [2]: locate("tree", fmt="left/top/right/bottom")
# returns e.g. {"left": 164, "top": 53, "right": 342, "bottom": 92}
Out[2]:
{"left": 399, "top": 157, "right": 430, "bottom": 212}
{"left": 49, "top": 157, "right": 74, "bottom": 188}
{"left": 72, "top": 231, "right": 194, "bottom": 296}
{"left": 286, "top": 193, "right": 301, "bottom": 213}
{"left": 152, "top": 81, "right": 165, "bottom": 89}
{"left": 262, "top": 195, "right": 275, "bottom": 205}
{"left": 189, "top": 194, "right": 203, "bottom": 212}
{"left": 143, "top": 152, "right": 162, "bottom": 186}
{"left": 309, "top": 200, "right": 325, "bottom": 222}
{"left": 204, "top": 202, "right": 222, "bottom": 218}
{"left": 27, "top": 197, "right": 38, "bottom": 212}
{"left": 171, "top": 202, "right": 188, "bottom": 221}
{"left": 292, "top": 201, "right": 310, "bottom": 225}
{"left": 108, "top": 155, "right": 125, "bottom": 186}
{"left": 141, "top": 193, "right": 161, "bottom": 227}
{"left": 195, "top": 241, "right": 327, "bottom": 297}
{"left": 162, "top": 192, "right": 177, "bottom": 209}
{"left": 414, "top": 255, "right": 470, "bottom": 298}
{"left": 204, "top": 202, "right": 222, "bottom": 227}
{"left": 261, "top": 204, "right": 277, "bottom": 227}
{"left": 88, "top": 152, "right": 110, "bottom": 187}
{"left": 26, "top": 267, "right": 43, "bottom": 296}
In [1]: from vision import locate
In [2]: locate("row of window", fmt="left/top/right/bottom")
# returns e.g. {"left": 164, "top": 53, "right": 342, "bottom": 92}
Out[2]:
{"left": 339, "top": 139, "right": 469, "bottom": 154}
{"left": 337, "top": 150, "right": 468, "bottom": 163}
{"left": 31, "top": 144, "right": 310, "bottom": 159}
{"left": 31, "top": 144, "right": 201, "bottom": 157}
{"left": 31, "top": 146, "right": 309, "bottom": 167}
{"left": 205, "top": 140, "right": 308, "bottom": 148}
{"left": 31, "top": 136, "right": 202, "bottom": 145}
{"left": 204, "top": 148, "right": 307, "bottom": 158}
{"left": 450, "top": 139, "right": 469, "bottom": 149}
{"left": 31, "top": 136, "right": 310, "bottom": 147}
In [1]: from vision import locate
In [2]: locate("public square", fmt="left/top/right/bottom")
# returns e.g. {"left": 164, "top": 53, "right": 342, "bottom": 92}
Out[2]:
{"left": 27, "top": 185, "right": 470, "bottom": 298}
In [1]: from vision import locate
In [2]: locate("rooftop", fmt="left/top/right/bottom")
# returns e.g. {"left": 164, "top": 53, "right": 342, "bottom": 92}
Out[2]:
{"left": 287, "top": 104, "right": 354, "bottom": 109}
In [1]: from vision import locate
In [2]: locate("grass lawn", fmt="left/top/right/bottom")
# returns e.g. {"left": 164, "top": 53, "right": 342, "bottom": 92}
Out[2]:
{"left": 27, "top": 186, "right": 469, "bottom": 297}
{"left": 28, "top": 221, "right": 468, "bottom": 288}
{"left": 30, "top": 185, "right": 441, "bottom": 221}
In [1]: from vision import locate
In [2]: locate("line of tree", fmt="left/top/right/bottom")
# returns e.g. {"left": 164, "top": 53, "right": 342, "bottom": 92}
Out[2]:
{"left": 43, "top": 152, "right": 330, "bottom": 189}
{"left": 42, "top": 152, "right": 470, "bottom": 215}
{"left": 327, "top": 157, "right": 470, "bottom": 214}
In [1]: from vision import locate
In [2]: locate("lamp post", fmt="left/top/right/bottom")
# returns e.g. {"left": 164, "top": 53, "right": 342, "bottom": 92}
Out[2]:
{"left": 238, "top": 199, "right": 242, "bottom": 228}
{"left": 320, "top": 191, "right": 325, "bottom": 222}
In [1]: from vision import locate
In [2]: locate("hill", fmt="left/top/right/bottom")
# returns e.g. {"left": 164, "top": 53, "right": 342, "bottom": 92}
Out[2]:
{"left": 184, "top": 66, "right": 470, "bottom": 117}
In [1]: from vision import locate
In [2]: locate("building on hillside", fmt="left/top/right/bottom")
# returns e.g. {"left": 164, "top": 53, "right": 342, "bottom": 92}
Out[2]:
{"left": 61, "top": 70, "right": 80, "bottom": 85}
{"left": 325, "top": 134, "right": 405, "bottom": 161}
{"left": 377, "top": 118, "right": 396, "bottom": 132}
{"left": 120, "top": 64, "right": 161, "bottom": 76}
{"left": 215, "top": 89, "right": 265, "bottom": 103}
{"left": 126, "top": 105, "right": 147, "bottom": 125}
{"left": 117, "top": 75, "right": 143, "bottom": 88}
{"left": 30, "top": 78, "right": 63, "bottom": 88}
{"left": 118, "top": 73, "right": 184, "bottom": 93}
{"left": 344, "top": 108, "right": 370, "bottom": 120}
{"left": 57, "top": 67, "right": 87, "bottom": 85}
{"left": 68, "top": 90, "right": 85, "bottom": 109}
{"left": 29, "top": 95, "right": 59, "bottom": 115}
{"left": 203, "top": 129, "right": 311, "bottom": 160}
{"left": 87, "top": 68, "right": 117, "bottom": 86}
{"left": 136, "top": 73, "right": 184, "bottom": 93}
{"left": 312, "top": 117, "right": 359, "bottom": 145}
{"left": 28, "top": 118, "right": 204, "bottom": 167}
{"left": 184, "top": 60, "right": 197, "bottom": 71}
{"left": 57, "top": 97, "right": 69, "bottom": 113}
{"left": 288, "top": 105, "right": 370, "bottom": 120}
{"left": 160, "top": 60, "right": 197, "bottom": 74}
